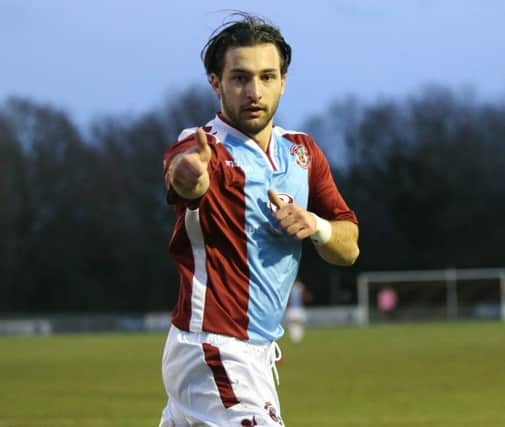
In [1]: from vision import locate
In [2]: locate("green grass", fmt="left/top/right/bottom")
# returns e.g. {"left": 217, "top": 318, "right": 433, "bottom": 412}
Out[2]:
{"left": 1, "top": 322, "right": 505, "bottom": 426}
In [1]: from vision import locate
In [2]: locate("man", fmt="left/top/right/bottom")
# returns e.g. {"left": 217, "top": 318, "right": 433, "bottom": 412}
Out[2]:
{"left": 285, "top": 277, "right": 311, "bottom": 344}
{"left": 159, "top": 13, "right": 359, "bottom": 427}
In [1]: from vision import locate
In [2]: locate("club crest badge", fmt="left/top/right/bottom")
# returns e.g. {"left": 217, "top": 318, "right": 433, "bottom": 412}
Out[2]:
{"left": 289, "top": 144, "right": 310, "bottom": 169}
{"left": 264, "top": 402, "right": 284, "bottom": 425}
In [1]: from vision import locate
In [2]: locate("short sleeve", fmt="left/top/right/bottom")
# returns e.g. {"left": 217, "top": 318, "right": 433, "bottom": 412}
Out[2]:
{"left": 307, "top": 139, "right": 357, "bottom": 224}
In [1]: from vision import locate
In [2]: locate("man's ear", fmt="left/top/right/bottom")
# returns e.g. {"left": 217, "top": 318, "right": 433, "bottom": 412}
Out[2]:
{"left": 209, "top": 73, "right": 221, "bottom": 97}
{"left": 280, "top": 73, "right": 287, "bottom": 95}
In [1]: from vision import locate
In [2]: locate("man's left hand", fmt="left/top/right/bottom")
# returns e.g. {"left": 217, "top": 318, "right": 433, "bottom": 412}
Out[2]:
{"left": 268, "top": 189, "right": 317, "bottom": 240}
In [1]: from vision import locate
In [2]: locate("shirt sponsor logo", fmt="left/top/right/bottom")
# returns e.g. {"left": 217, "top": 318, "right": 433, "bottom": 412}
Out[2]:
{"left": 224, "top": 160, "right": 252, "bottom": 173}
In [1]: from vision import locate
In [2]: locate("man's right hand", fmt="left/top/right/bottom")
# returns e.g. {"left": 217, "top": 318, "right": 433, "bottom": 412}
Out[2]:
{"left": 166, "top": 128, "right": 211, "bottom": 200}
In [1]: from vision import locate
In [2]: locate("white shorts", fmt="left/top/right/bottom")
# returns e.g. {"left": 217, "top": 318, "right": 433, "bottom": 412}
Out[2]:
{"left": 159, "top": 325, "right": 284, "bottom": 427}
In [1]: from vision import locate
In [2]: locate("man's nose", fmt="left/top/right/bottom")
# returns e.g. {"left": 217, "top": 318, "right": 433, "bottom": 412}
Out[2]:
{"left": 245, "top": 78, "right": 262, "bottom": 101}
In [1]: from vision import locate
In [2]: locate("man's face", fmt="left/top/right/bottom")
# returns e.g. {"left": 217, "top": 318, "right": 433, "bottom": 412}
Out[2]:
{"left": 210, "top": 43, "right": 286, "bottom": 138}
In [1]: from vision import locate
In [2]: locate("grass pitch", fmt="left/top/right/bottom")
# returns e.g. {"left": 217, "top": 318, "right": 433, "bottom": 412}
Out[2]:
{"left": 1, "top": 322, "right": 504, "bottom": 426}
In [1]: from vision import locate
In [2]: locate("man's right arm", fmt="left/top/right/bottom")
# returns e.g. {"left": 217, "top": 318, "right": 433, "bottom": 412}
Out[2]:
{"left": 165, "top": 128, "right": 212, "bottom": 200}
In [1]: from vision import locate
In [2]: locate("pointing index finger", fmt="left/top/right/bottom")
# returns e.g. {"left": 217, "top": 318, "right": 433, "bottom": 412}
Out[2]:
{"left": 195, "top": 128, "right": 211, "bottom": 162}
{"left": 268, "top": 189, "right": 286, "bottom": 209}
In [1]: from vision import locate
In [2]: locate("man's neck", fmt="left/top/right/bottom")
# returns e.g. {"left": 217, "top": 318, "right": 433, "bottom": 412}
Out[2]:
{"left": 217, "top": 113, "right": 273, "bottom": 152}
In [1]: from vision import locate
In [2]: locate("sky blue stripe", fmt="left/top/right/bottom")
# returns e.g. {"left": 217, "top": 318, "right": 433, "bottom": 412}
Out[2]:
{"left": 223, "top": 130, "right": 309, "bottom": 343}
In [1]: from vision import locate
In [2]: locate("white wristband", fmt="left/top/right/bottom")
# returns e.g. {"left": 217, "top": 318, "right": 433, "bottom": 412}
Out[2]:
{"left": 310, "top": 213, "right": 332, "bottom": 245}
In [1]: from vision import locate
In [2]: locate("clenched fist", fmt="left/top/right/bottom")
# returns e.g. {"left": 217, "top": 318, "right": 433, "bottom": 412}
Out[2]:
{"left": 167, "top": 128, "right": 211, "bottom": 200}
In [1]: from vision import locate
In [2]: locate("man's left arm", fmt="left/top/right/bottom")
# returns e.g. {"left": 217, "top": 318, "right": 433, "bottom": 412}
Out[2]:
{"left": 311, "top": 217, "right": 359, "bottom": 266}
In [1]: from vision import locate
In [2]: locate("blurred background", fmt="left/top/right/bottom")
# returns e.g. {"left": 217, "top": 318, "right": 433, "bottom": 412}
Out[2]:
{"left": 1, "top": 0, "right": 505, "bottom": 333}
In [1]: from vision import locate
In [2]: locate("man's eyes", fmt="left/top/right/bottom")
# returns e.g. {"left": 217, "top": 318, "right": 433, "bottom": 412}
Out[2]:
{"left": 231, "top": 74, "right": 277, "bottom": 82}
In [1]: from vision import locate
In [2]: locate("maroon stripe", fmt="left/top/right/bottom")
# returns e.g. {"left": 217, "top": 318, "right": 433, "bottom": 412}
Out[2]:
{"left": 169, "top": 141, "right": 250, "bottom": 337}
{"left": 202, "top": 343, "right": 240, "bottom": 408}
{"left": 200, "top": 144, "right": 250, "bottom": 339}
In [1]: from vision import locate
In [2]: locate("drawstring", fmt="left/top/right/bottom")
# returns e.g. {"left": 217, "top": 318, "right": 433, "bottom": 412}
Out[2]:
{"left": 268, "top": 341, "right": 282, "bottom": 386}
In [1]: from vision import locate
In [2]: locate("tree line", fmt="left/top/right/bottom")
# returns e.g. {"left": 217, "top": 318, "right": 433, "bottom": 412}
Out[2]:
{"left": 1, "top": 85, "right": 504, "bottom": 312}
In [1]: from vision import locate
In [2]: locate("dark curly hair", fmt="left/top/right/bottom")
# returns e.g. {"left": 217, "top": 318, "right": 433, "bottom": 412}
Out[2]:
{"left": 201, "top": 12, "right": 292, "bottom": 79}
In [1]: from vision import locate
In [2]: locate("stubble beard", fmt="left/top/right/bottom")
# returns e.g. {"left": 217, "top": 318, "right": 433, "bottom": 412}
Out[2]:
{"left": 221, "top": 93, "right": 280, "bottom": 138}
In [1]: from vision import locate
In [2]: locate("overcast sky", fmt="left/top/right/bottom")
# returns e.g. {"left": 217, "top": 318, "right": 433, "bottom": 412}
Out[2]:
{"left": 1, "top": 0, "right": 504, "bottom": 130}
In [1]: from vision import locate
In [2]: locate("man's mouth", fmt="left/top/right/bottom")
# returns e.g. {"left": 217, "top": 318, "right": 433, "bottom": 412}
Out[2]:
{"left": 242, "top": 105, "right": 266, "bottom": 117}
{"left": 242, "top": 105, "right": 265, "bottom": 113}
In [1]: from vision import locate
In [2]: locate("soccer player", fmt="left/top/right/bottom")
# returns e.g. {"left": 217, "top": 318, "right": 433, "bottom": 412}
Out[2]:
{"left": 285, "top": 277, "right": 311, "bottom": 344}
{"left": 159, "top": 13, "right": 359, "bottom": 427}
